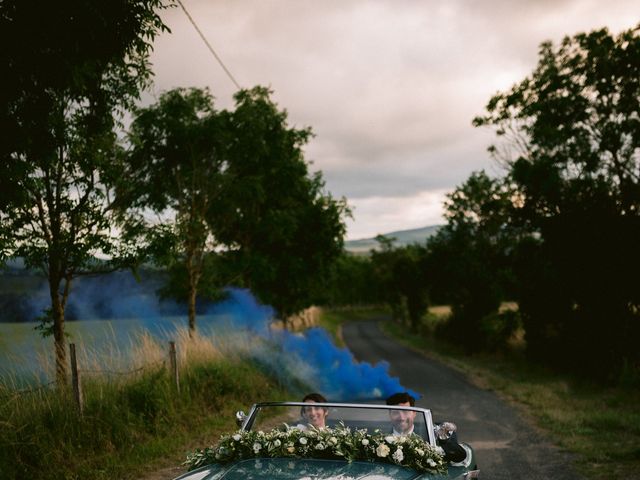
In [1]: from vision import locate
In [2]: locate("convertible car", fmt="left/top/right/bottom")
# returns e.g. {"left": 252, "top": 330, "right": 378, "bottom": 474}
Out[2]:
{"left": 174, "top": 402, "right": 479, "bottom": 480}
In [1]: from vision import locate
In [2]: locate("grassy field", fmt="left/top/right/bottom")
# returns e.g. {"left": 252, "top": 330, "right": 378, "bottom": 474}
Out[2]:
{"left": 321, "top": 307, "right": 640, "bottom": 480}
{"left": 0, "top": 330, "right": 291, "bottom": 480}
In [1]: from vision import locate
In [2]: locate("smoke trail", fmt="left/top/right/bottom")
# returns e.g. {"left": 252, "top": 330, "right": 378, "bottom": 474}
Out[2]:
{"left": 12, "top": 272, "right": 418, "bottom": 400}
{"left": 205, "top": 288, "right": 419, "bottom": 401}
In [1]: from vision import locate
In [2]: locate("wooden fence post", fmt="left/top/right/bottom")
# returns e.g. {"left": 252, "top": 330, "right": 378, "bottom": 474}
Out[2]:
{"left": 69, "top": 343, "right": 84, "bottom": 416}
{"left": 169, "top": 341, "right": 180, "bottom": 393}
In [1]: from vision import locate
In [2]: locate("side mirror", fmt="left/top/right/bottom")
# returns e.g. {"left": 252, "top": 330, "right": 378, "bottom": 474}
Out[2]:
{"left": 235, "top": 410, "right": 247, "bottom": 428}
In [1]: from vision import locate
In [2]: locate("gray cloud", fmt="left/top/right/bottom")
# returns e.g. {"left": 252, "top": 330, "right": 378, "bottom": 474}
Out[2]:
{"left": 148, "top": 0, "right": 638, "bottom": 237}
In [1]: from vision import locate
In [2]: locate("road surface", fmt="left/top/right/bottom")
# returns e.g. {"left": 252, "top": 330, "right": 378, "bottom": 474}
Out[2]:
{"left": 342, "top": 318, "right": 584, "bottom": 480}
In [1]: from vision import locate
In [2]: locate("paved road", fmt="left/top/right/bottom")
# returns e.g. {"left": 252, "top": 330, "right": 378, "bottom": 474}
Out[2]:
{"left": 342, "top": 319, "right": 584, "bottom": 480}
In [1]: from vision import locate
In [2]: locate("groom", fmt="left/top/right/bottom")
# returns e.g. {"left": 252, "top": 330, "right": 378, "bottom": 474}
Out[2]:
{"left": 386, "top": 392, "right": 467, "bottom": 463}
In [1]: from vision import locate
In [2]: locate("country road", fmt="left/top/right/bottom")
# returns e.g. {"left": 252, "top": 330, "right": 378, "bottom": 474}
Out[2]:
{"left": 342, "top": 318, "right": 584, "bottom": 480}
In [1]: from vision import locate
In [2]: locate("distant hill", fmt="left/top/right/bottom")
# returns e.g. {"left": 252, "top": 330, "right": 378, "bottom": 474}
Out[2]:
{"left": 344, "top": 225, "right": 442, "bottom": 254}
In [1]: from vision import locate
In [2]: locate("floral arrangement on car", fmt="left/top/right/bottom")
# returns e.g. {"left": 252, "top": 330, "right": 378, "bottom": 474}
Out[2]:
{"left": 185, "top": 423, "right": 447, "bottom": 474}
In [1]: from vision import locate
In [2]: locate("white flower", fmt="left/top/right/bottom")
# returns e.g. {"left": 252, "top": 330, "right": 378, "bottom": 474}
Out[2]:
{"left": 434, "top": 446, "right": 445, "bottom": 456}
{"left": 376, "top": 444, "right": 390, "bottom": 458}
{"left": 299, "top": 437, "right": 308, "bottom": 445}
{"left": 385, "top": 435, "right": 396, "bottom": 444}
{"left": 415, "top": 448, "right": 425, "bottom": 456}
{"left": 315, "top": 442, "right": 326, "bottom": 450}
{"left": 328, "top": 436, "right": 338, "bottom": 445}
{"left": 287, "top": 446, "right": 295, "bottom": 453}
{"left": 232, "top": 434, "right": 241, "bottom": 441}
{"left": 273, "top": 439, "right": 281, "bottom": 447}
{"left": 427, "top": 458, "right": 436, "bottom": 467}
{"left": 252, "top": 442, "right": 262, "bottom": 453}
{"left": 392, "top": 447, "right": 404, "bottom": 463}
{"left": 361, "top": 439, "right": 369, "bottom": 446}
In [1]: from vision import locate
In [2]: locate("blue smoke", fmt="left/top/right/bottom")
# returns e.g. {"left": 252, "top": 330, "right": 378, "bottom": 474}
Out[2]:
{"left": 6, "top": 271, "right": 418, "bottom": 400}
{"left": 201, "top": 288, "right": 419, "bottom": 401}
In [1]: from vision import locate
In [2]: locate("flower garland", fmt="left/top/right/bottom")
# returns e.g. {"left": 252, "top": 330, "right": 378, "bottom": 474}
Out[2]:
{"left": 185, "top": 424, "right": 447, "bottom": 474}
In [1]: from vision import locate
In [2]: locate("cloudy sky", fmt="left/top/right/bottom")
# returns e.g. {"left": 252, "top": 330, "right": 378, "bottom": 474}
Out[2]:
{"left": 147, "top": 0, "right": 638, "bottom": 240}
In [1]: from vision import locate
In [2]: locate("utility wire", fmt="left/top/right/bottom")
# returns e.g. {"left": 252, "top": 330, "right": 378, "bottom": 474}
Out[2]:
{"left": 176, "top": 0, "right": 242, "bottom": 91}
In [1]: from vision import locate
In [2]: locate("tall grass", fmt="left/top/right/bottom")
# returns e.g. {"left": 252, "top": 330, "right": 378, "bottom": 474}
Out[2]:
{"left": 0, "top": 328, "right": 291, "bottom": 480}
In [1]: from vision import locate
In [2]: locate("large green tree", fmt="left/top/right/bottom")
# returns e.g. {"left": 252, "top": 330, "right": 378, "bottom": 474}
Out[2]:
{"left": 124, "top": 88, "right": 227, "bottom": 337}
{"left": 473, "top": 25, "right": 640, "bottom": 379}
{"left": 425, "top": 172, "right": 518, "bottom": 351}
{"left": 213, "top": 87, "right": 350, "bottom": 320}
{"left": 0, "top": 0, "right": 169, "bottom": 383}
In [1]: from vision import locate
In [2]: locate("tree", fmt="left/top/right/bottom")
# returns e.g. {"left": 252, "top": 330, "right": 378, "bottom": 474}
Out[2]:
{"left": 370, "top": 237, "right": 429, "bottom": 331}
{"left": 322, "top": 253, "right": 380, "bottom": 307}
{"left": 0, "top": 1, "right": 169, "bottom": 384}
{"left": 124, "top": 88, "right": 227, "bottom": 337}
{"left": 473, "top": 25, "right": 640, "bottom": 379}
{"left": 212, "top": 87, "right": 350, "bottom": 320}
{"left": 425, "top": 172, "right": 517, "bottom": 351}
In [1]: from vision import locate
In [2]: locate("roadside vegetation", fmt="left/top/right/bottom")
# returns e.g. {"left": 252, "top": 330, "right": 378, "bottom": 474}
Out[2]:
{"left": 323, "top": 24, "right": 640, "bottom": 388}
{"left": 0, "top": 331, "right": 291, "bottom": 480}
{"left": 319, "top": 307, "right": 640, "bottom": 480}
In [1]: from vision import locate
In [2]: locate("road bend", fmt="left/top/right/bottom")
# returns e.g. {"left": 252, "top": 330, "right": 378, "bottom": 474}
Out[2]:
{"left": 342, "top": 318, "right": 584, "bottom": 480}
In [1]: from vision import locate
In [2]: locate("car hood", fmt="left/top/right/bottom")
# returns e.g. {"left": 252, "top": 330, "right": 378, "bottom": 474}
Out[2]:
{"left": 174, "top": 457, "right": 429, "bottom": 480}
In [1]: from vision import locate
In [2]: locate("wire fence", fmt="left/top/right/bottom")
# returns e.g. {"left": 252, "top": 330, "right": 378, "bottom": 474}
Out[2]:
{"left": 0, "top": 341, "right": 179, "bottom": 410}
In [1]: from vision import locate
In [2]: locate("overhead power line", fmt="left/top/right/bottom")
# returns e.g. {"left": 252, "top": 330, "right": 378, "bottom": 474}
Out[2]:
{"left": 176, "top": 0, "right": 242, "bottom": 91}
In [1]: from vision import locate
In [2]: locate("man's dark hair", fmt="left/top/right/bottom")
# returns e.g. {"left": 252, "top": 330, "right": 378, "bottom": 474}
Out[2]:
{"left": 386, "top": 392, "right": 415, "bottom": 406}
{"left": 302, "top": 392, "right": 327, "bottom": 403}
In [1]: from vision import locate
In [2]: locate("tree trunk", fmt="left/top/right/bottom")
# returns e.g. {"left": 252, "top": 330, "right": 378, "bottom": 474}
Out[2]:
{"left": 187, "top": 278, "right": 197, "bottom": 339}
{"left": 185, "top": 246, "right": 201, "bottom": 340}
{"left": 49, "top": 276, "right": 67, "bottom": 386}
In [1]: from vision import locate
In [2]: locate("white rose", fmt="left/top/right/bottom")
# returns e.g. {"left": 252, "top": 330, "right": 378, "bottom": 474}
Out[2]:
{"left": 392, "top": 447, "right": 404, "bottom": 463}
{"left": 329, "top": 436, "right": 338, "bottom": 445}
{"left": 361, "top": 439, "right": 370, "bottom": 446}
{"left": 252, "top": 442, "right": 262, "bottom": 453}
{"left": 415, "top": 448, "right": 425, "bottom": 456}
{"left": 376, "top": 444, "right": 390, "bottom": 458}
{"left": 384, "top": 435, "right": 396, "bottom": 444}
{"left": 315, "top": 442, "right": 326, "bottom": 450}
{"left": 232, "top": 434, "right": 241, "bottom": 441}
{"left": 273, "top": 439, "right": 281, "bottom": 447}
{"left": 299, "top": 437, "right": 308, "bottom": 445}
{"left": 427, "top": 458, "right": 436, "bottom": 467}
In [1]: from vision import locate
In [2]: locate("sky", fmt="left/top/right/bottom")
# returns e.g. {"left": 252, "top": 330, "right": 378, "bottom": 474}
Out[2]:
{"left": 147, "top": 0, "right": 638, "bottom": 240}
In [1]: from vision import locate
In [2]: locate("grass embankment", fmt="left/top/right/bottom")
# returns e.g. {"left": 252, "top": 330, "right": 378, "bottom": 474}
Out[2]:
{"left": 0, "top": 331, "right": 290, "bottom": 480}
{"left": 321, "top": 307, "right": 640, "bottom": 480}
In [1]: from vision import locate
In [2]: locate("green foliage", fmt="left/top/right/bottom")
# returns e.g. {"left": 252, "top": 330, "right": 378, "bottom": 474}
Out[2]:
{"left": 322, "top": 253, "right": 380, "bottom": 307}
{"left": 0, "top": 359, "right": 286, "bottom": 480}
{"left": 125, "top": 87, "right": 229, "bottom": 332}
{"left": 212, "top": 86, "right": 350, "bottom": 317}
{"left": 0, "top": 0, "right": 171, "bottom": 381}
{"left": 425, "top": 172, "right": 517, "bottom": 352}
{"left": 370, "top": 239, "right": 429, "bottom": 331}
{"left": 187, "top": 423, "right": 447, "bottom": 474}
{"left": 125, "top": 86, "right": 349, "bottom": 322}
{"left": 474, "top": 24, "right": 640, "bottom": 381}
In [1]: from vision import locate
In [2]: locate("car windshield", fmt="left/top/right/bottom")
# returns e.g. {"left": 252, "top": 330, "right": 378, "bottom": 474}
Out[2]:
{"left": 244, "top": 402, "right": 435, "bottom": 445}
